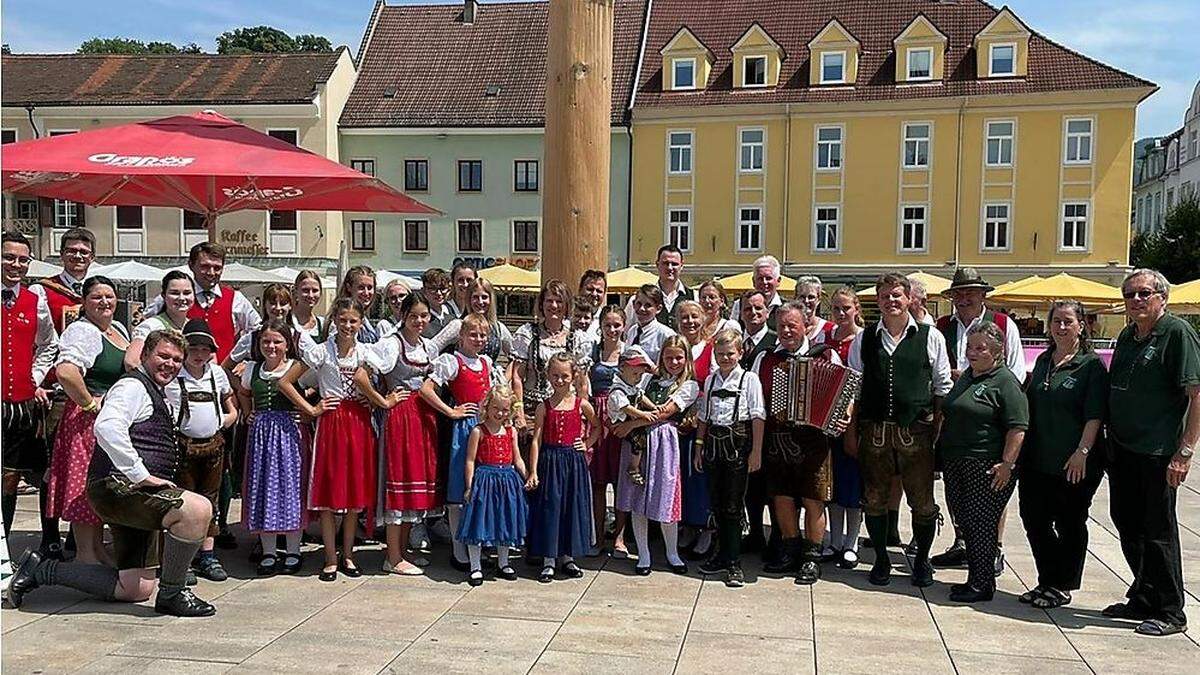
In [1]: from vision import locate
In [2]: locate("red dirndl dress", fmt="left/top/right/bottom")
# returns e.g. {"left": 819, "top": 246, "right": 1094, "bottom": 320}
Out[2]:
{"left": 308, "top": 397, "right": 377, "bottom": 524}
{"left": 45, "top": 399, "right": 101, "bottom": 524}
{"left": 380, "top": 393, "right": 441, "bottom": 512}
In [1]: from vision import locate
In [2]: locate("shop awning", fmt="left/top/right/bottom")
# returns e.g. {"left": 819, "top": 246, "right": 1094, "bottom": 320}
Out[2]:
{"left": 857, "top": 271, "right": 949, "bottom": 300}
{"left": 988, "top": 273, "right": 1123, "bottom": 308}
{"left": 479, "top": 264, "right": 540, "bottom": 290}
{"left": 717, "top": 270, "right": 798, "bottom": 294}
{"left": 605, "top": 266, "right": 658, "bottom": 293}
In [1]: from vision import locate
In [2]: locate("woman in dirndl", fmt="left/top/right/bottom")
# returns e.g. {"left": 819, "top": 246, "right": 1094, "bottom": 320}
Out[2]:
{"left": 46, "top": 275, "right": 128, "bottom": 566}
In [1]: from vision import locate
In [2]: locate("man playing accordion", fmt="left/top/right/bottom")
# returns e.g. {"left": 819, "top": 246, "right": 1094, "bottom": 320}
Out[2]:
{"left": 752, "top": 300, "right": 853, "bottom": 585}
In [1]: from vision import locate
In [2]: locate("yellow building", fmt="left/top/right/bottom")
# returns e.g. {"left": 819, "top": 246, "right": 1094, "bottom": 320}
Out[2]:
{"left": 628, "top": 2, "right": 1155, "bottom": 286}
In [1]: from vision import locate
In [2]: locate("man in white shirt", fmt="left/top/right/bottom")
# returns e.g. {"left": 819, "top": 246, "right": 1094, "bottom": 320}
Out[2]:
{"left": 624, "top": 245, "right": 694, "bottom": 329}
{"left": 730, "top": 255, "right": 785, "bottom": 331}
{"left": 7, "top": 330, "right": 217, "bottom": 617}
{"left": 578, "top": 269, "right": 608, "bottom": 340}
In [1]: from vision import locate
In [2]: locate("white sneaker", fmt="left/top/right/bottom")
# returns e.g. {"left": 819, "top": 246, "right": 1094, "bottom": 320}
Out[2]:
{"left": 382, "top": 559, "right": 424, "bottom": 576}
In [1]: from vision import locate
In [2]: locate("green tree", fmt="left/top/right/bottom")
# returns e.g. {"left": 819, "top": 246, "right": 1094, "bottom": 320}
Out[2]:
{"left": 145, "top": 41, "right": 182, "bottom": 54}
{"left": 294, "top": 34, "right": 333, "bottom": 52}
{"left": 179, "top": 42, "right": 204, "bottom": 54}
{"left": 1130, "top": 197, "right": 1200, "bottom": 283}
{"left": 2, "top": 44, "right": 11, "bottom": 55}
{"left": 216, "top": 26, "right": 296, "bottom": 54}
{"left": 79, "top": 37, "right": 152, "bottom": 54}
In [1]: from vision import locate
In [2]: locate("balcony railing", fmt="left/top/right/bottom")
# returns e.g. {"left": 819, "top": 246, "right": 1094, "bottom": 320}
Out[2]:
{"left": 3, "top": 218, "right": 39, "bottom": 236}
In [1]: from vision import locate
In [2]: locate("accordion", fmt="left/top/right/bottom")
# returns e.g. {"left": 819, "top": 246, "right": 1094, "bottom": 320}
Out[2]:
{"left": 767, "top": 357, "right": 862, "bottom": 436}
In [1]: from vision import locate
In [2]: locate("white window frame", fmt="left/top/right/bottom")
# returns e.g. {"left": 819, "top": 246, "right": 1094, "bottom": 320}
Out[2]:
{"left": 179, "top": 210, "right": 209, "bottom": 254}
{"left": 739, "top": 127, "right": 765, "bottom": 173}
{"left": 48, "top": 130, "right": 81, "bottom": 237}
{"left": 265, "top": 211, "right": 298, "bottom": 256}
{"left": 455, "top": 218, "right": 485, "bottom": 253}
{"left": 981, "top": 202, "right": 1012, "bottom": 252}
{"left": 898, "top": 204, "right": 928, "bottom": 253}
{"left": 812, "top": 204, "right": 841, "bottom": 253}
{"left": 988, "top": 43, "right": 1016, "bottom": 77}
{"left": 985, "top": 119, "right": 1015, "bottom": 167}
{"left": 815, "top": 124, "right": 844, "bottom": 171}
{"left": 511, "top": 218, "right": 540, "bottom": 254}
{"left": 819, "top": 51, "right": 846, "bottom": 84}
{"left": 666, "top": 207, "right": 693, "bottom": 254}
{"left": 742, "top": 55, "right": 768, "bottom": 87}
{"left": 906, "top": 47, "right": 933, "bottom": 81}
{"left": 672, "top": 57, "right": 696, "bottom": 90}
{"left": 736, "top": 205, "right": 764, "bottom": 253}
{"left": 667, "top": 130, "right": 693, "bottom": 175}
{"left": 403, "top": 219, "right": 430, "bottom": 254}
{"left": 1059, "top": 201, "right": 1090, "bottom": 252}
{"left": 1063, "top": 117, "right": 1094, "bottom": 165}
{"left": 902, "top": 122, "right": 932, "bottom": 169}
{"left": 349, "top": 157, "right": 376, "bottom": 177}
{"left": 350, "top": 219, "right": 376, "bottom": 252}
{"left": 112, "top": 205, "right": 145, "bottom": 255}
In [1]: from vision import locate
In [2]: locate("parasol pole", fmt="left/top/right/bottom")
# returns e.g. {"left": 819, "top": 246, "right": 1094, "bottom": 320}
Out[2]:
{"left": 541, "top": 0, "right": 613, "bottom": 288}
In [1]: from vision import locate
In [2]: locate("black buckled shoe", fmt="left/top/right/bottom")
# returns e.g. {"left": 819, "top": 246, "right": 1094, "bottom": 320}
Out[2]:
{"left": 6, "top": 549, "right": 43, "bottom": 608}
{"left": 948, "top": 583, "right": 993, "bottom": 603}
{"left": 155, "top": 588, "right": 216, "bottom": 617}
{"left": 193, "top": 555, "right": 228, "bottom": 582}
{"left": 794, "top": 559, "right": 821, "bottom": 585}
{"left": 930, "top": 539, "right": 967, "bottom": 568}
{"left": 911, "top": 559, "right": 934, "bottom": 588}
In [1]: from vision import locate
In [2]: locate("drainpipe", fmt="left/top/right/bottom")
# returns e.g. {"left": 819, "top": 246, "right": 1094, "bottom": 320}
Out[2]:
{"left": 25, "top": 105, "right": 39, "bottom": 138}
{"left": 951, "top": 96, "right": 967, "bottom": 267}
{"left": 782, "top": 103, "right": 792, "bottom": 274}
{"left": 625, "top": 124, "right": 634, "bottom": 269}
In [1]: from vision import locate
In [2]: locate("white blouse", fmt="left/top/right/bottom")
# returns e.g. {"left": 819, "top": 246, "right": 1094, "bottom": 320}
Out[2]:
{"left": 300, "top": 337, "right": 373, "bottom": 399}
{"left": 57, "top": 320, "right": 129, "bottom": 371}
{"left": 132, "top": 314, "right": 183, "bottom": 341}
{"left": 428, "top": 352, "right": 497, "bottom": 387}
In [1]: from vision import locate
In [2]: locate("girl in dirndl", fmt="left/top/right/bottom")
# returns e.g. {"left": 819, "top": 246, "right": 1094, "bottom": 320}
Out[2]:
{"left": 458, "top": 385, "right": 529, "bottom": 586}
{"left": 418, "top": 314, "right": 497, "bottom": 572}
{"left": 588, "top": 305, "right": 631, "bottom": 557}
{"left": 527, "top": 353, "right": 599, "bottom": 582}
{"left": 279, "top": 298, "right": 401, "bottom": 582}
{"left": 237, "top": 320, "right": 305, "bottom": 576}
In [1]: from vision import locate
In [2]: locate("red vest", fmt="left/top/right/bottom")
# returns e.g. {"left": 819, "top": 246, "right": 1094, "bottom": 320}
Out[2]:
{"left": 447, "top": 354, "right": 490, "bottom": 406}
{"left": 936, "top": 310, "right": 1009, "bottom": 370}
{"left": 188, "top": 284, "right": 237, "bottom": 363}
{"left": 37, "top": 277, "right": 82, "bottom": 333}
{"left": 3, "top": 288, "right": 40, "bottom": 402}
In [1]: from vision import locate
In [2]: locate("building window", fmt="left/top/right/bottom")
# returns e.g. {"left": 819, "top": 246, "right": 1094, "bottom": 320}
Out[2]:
{"left": 457, "top": 219, "right": 483, "bottom": 252}
{"left": 349, "top": 219, "right": 375, "bottom": 252}
{"left": 55, "top": 200, "right": 82, "bottom": 229}
{"left": 820, "top": 52, "right": 845, "bottom": 84}
{"left": 903, "top": 123, "right": 931, "bottom": 168}
{"left": 900, "top": 205, "right": 927, "bottom": 252}
{"left": 458, "top": 160, "right": 483, "bottom": 192}
{"left": 989, "top": 44, "right": 1015, "bottom": 76}
{"left": 737, "top": 206, "right": 762, "bottom": 252}
{"left": 673, "top": 58, "right": 695, "bottom": 89}
{"left": 115, "top": 205, "right": 144, "bottom": 254}
{"left": 16, "top": 200, "right": 37, "bottom": 220}
{"left": 667, "top": 208, "right": 692, "bottom": 253}
{"left": 1061, "top": 203, "right": 1088, "bottom": 250}
{"left": 404, "top": 159, "right": 428, "bottom": 191}
{"left": 181, "top": 210, "right": 207, "bottom": 253}
{"left": 1166, "top": 188, "right": 1175, "bottom": 211}
{"left": 743, "top": 55, "right": 767, "bottom": 86}
{"left": 349, "top": 159, "right": 375, "bottom": 176}
{"left": 814, "top": 206, "right": 839, "bottom": 252}
{"left": 986, "top": 121, "right": 1014, "bottom": 166}
{"left": 740, "top": 128, "right": 764, "bottom": 172}
{"left": 1, "top": 129, "right": 15, "bottom": 144}
{"left": 268, "top": 129, "right": 298, "bottom": 146}
{"left": 668, "top": 131, "right": 693, "bottom": 174}
{"left": 982, "top": 203, "right": 1010, "bottom": 251}
{"left": 1190, "top": 130, "right": 1198, "bottom": 161}
{"left": 513, "top": 219, "right": 539, "bottom": 253}
{"left": 906, "top": 48, "right": 932, "bottom": 80}
{"left": 1154, "top": 192, "right": 1163, "bottom": 229}
{"left": 404, "top": 220, "right": 429, "bottom": 252}
{"left": 514, "top": 160, "right": 539, "bottom": 192}
{"left": 268, "top": 211, "right": 298, "bottom": 255}
{"left": 1064, "top": 119, "right": 1093, "bottom": 164}
{"left": 816, "top": 126, "right": 843, "bottom": 170}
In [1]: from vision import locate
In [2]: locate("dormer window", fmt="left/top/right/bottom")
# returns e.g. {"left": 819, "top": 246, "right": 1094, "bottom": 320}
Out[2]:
{"left": 989, "top": 43, "right": 1015, "bottom": 76}
{"left": 743, "top": 56, "right": 767, "bottom": 87}
{"left": 821, "top": 52, "right": 845, "bottom": 84}
{"left": 673, "top": 58, "right": 696, "bottom": 90}
{"left": 907, "top": 48, "right": 932, "bottom": 80}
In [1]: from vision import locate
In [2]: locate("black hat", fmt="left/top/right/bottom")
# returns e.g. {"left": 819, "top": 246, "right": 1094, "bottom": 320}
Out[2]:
{"left": 182, "top": 318, "right": 218, "bottom": 351}
{"left": 943, "top": 267, "right": 994, "bottom": 296}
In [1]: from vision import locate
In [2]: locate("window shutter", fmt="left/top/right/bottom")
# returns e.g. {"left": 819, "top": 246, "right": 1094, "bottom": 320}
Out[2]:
{"left": 38, "top": 198, "right": 53, "bottom": 228}
{"left": 76, "top": 203, "right": 86, "bottom": 227}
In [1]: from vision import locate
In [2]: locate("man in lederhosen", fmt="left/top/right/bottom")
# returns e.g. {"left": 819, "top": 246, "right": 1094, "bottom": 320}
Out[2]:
{"left": 8, "top": 329, "right": 217, "bottom": 617}
{"left": 737, "top": 289, "right": 778, "bottom": 557}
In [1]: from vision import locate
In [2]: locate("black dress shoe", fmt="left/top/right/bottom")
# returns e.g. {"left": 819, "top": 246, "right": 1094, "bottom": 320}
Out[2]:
{"left": 949, "top": 584, "right": 993, "bottom": 603}
{"left": 279, "top": 555, "right": 302, "bottom": 576}
{"left": 6, "top": 549, "right": 42, "bottom": 608}
{"left": 634, "top": 565, "right": 652, "bottom": 576}
{"left": 467, "top": 571, "right": 484, "bottom": 587}
{"left": 698, "top": 557, "right": 729, "bottom": 576}
{"left": 256, "top": 556, "right": 278, "bottom": 577}
{"left": 561, "top": 562, "right": 584, "bottom": 579}
{"left": 868, "top": 555, "right": 891, "bottom": 586}
{"left": 794, "top": 560, "right": 821, "bottom": 585}
{"left": 931, "top": 540, "right": 967, "bottom": 568}
{"left": 450, "top": 557, "right": 471, "bottom": 573}
{"left": 1102, "top": 602, "right": 1153, "bottom": 620}
{"left": 911, "top": 560, "right": 934, "bottom": 588}
{"left": 338, "top": 560, "right": 362, "bottom": 578}
{"left": 669, "top": 562, "right": 689, "bottom": 575}
{"left": 497, "top": 566, "right": 518, "bottom": 581}
{"left": 155, "top": 589, "right": 216, "bottom": 617}
{"left": 318, "top": 568, "right": 337, "bottom": 582}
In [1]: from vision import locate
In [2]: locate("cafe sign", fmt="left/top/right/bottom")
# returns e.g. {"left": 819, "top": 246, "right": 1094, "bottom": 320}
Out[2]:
{"left": 220, "top": 229, "right": 270, "bottom": 256}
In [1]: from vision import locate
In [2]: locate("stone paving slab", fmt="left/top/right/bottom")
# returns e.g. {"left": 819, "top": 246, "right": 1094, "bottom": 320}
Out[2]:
{"left": 5, "top": 480, "right": 1200, "bottom": 673}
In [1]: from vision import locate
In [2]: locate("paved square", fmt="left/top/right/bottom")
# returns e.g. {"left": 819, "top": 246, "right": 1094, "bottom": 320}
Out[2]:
{"left": 4, "top": 479, "right": 1199, "bottom": 673}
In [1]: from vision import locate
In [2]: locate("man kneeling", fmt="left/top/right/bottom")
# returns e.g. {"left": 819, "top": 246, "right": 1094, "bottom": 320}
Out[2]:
{"left": 7, "top": 330, "right": 217, "bottom": 617}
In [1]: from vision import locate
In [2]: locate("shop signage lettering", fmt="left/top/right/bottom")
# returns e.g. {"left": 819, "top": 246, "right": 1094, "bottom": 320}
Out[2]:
{"left": 87, "top": 153, "right": 195, "bottom": 168}
{"left": 221, "top": 186, "right": 304, "bottom": 202}
{"left": 219, "top": 229, "right": 270, "bottom": 256}
{"left": 452, "top": 255, "right": 540, "bottom": 271}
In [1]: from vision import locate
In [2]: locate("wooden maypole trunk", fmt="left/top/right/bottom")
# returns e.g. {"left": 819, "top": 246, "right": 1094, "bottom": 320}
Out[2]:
{"left": 541, "top": 0, "right": 614, "bottom": 288}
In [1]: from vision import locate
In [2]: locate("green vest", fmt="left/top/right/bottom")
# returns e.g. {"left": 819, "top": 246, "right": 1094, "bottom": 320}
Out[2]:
{"left": 83, "top": 326, "right": 128, "bottom": 395}
{"left": 251, "top": 362, "right": 294, "bottom": 412}
{"left": 858, "top": 323, "right": 934, "bottom": 426}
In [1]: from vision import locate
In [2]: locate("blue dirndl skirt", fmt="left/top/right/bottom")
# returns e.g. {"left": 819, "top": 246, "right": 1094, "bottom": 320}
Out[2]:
{"left": 526, "top": 443, "right": 594, "bottom": 558}
{"left": 446, "top": 415, "right": 477, "bottom": 504}
{"left": 678, "top": 431, "right": 711, "bottom": 527}
{"left": 830, "top": 438, "right": 863, "bottom": 508}
{"left": 457, "top": 464, "right": 529, "bottom": 546}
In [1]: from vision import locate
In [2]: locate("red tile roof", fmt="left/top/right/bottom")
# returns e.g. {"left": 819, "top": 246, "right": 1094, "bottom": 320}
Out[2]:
{"left": 634, "top": 0, "right": 1154, "bottom": 109}
{"left": 340, "top": 0, "right": 648, "bottom": 128}
{"left": 1, "top": 49, "right": 347, "bottom": 107}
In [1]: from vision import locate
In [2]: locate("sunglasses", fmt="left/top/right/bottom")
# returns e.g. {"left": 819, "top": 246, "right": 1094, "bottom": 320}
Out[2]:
{"left": 1122, "top": 290, "right": 1160, "bottom": 301}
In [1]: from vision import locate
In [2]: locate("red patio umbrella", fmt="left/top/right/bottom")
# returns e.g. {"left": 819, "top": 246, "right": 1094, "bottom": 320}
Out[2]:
{"left": 1, "top": 110, "right": 437, "bottom": 240}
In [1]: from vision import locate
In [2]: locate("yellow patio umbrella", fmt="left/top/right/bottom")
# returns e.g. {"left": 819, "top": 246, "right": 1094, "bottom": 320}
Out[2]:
{"left": 1169, "top": 279, "right": 1200, "bottom": 313}
{"left": 605, "top": 266, "right": 658, "bottom": 293}
{"left": 478, "top": 264, "right": 540, "bottom": 291}
{"left": 716, "top": 270, "right": 798, "bottom": 294}
{"left": 988, "top": 273, "right": 1123, "bottom": 308}
{"left": 857, "top": 271, "right": 950, "bottom": 300}
{"left": 989, "top": 275, "right": 1044, "bottom": 296}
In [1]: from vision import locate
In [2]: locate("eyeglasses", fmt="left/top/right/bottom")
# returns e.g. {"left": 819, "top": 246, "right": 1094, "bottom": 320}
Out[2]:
{"left": 62, "top": 248, "right": 93, "bottom": 259}
{"left": 2, "top": 254, "right": 32, "bottom": 264}
{"left": 1122, "top": 289, "right": 1160, "bottom": 301}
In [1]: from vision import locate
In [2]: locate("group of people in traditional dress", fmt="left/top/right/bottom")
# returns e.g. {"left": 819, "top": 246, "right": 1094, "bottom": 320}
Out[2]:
{"left": 3, "top": 233, "right": 1198, "bottom": 637}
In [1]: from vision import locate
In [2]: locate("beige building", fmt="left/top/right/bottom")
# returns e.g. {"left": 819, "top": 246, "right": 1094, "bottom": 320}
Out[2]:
{"left": 1, "top": 49, "right": 357, "bottom": 269}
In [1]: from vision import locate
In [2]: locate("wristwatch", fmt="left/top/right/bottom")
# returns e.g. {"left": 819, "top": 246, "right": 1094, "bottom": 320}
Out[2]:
{"left": 1180, "top": 446, "right": 1195, "bottom": 459}
{"left": 1077, "top": 446, "right": 1090, "bottom": 456}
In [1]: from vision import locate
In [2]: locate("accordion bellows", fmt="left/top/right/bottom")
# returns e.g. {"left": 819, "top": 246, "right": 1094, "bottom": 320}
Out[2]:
{"left": 768, "top": 357, "right": 862, "bottom": 436}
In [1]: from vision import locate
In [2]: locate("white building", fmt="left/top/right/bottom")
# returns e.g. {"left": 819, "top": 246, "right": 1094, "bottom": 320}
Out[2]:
{"left": 1133, "top": 79, "right": 1200, "bottom": 234}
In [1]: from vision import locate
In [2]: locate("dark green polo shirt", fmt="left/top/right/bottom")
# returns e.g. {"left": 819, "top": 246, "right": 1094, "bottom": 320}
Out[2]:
{"left": 939, "top": 366, "right": 1029, "bottom": 462}
{"left": 1023, "top": 350, "right": 1108, "bottom": 475}
{"left": 1109, "top": 313, "right": 1200, "bottom": 456}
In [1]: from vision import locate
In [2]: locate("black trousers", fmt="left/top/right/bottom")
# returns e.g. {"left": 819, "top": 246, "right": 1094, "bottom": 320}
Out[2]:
{"left": 1108, "top": 444, "right": 1186, "bottom": 625}
{"left": 704, "top": 426, "right": 750, "bottom": 565}
{"left": 944, "top": 456, "right": 1015, "bottom": 591}
{"left": 1018, "top": 468, "right": 1099, "bottom": 591}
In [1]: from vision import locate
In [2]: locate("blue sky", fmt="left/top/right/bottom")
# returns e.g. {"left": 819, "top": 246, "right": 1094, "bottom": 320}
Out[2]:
{"left": 3, "top": 0, "right": 1197, "bottom": 138}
